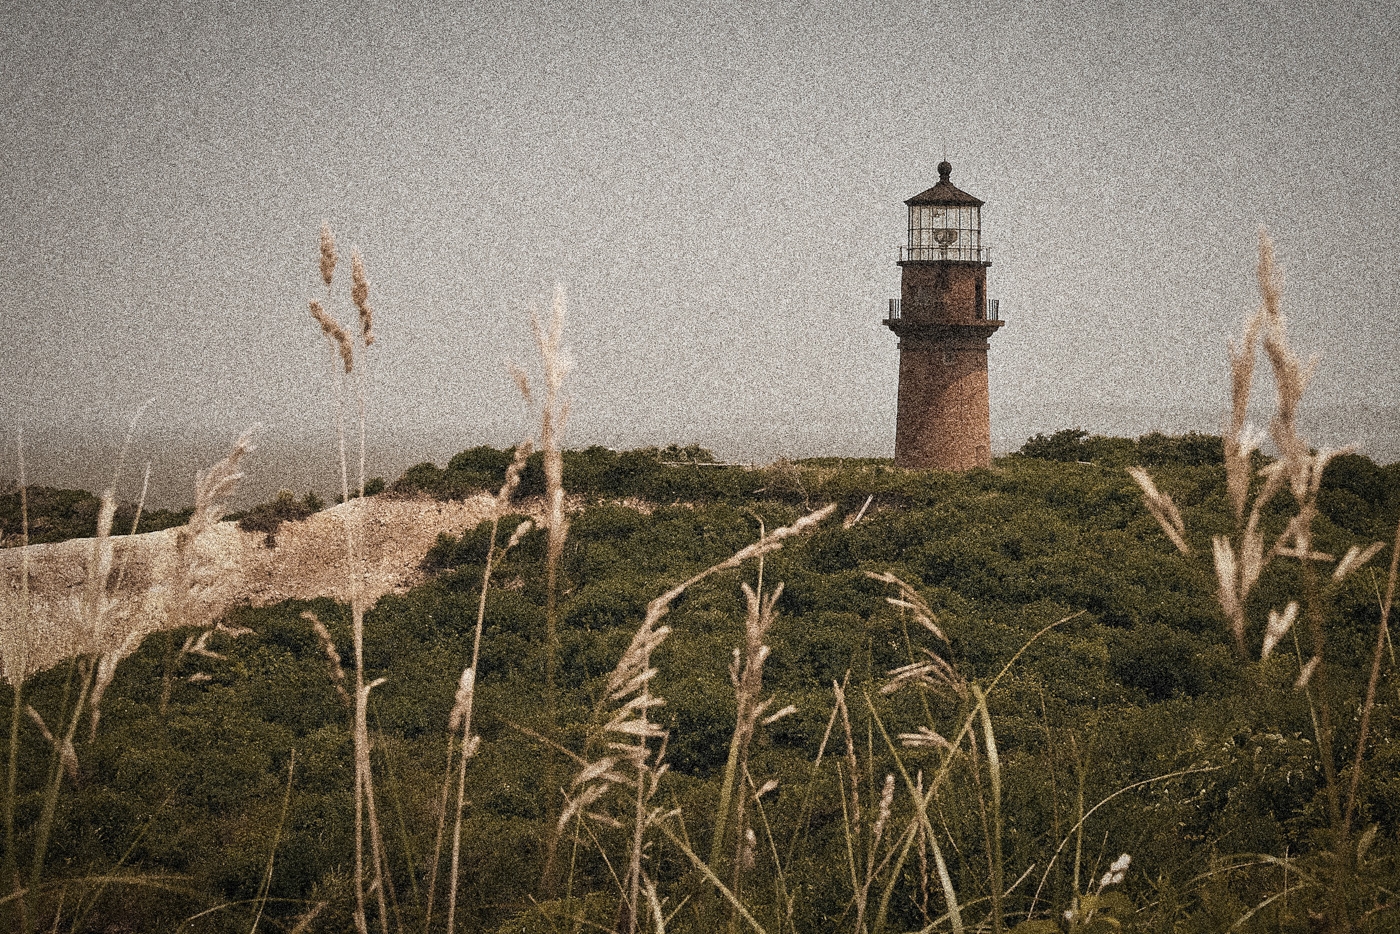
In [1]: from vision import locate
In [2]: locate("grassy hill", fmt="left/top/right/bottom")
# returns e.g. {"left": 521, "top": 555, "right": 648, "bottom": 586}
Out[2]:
{"left": 3, "top": 436, "right": 1398, "bottom": 932}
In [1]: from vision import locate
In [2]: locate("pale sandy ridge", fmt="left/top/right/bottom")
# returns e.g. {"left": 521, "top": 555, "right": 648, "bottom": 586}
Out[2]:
{"left": 0, "top": 495, "right": 498, "bottom": 680}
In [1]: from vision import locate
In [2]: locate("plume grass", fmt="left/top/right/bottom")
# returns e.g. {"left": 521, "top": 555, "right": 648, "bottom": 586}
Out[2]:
{"left": 1130, "top": 229, "right": 1395, "bottom": 933}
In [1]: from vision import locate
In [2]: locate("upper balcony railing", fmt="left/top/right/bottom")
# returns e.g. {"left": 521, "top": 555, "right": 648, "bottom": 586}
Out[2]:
{"left": 898, "top": 245, "right": 992, "bottom": 263}
{"left": 885, "top": 298, "right": 1002, "bottom": 324}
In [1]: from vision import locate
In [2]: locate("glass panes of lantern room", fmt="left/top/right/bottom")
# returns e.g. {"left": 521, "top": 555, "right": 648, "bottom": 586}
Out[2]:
{"left": 907, "top": 205, "right": 982, "bottom": 261}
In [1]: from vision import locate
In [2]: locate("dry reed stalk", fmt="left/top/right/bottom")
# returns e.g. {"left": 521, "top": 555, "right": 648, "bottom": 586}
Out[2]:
{"left": 517, "top": 287, "right": 573, "bottom": 898}
{"left": 84, "top": 493, "right": 116, "bottom": 640}
{"left": 528, "top": 286, "right": 572, "bottom": 694}
{"left": 309, "top": 225, "right": 388, "bottom": 934}
{"left": 347, "top": 253, "right": 373, "bottom": 500}
{"left": 833, "top": 679, "right": 861, "bottom": 828}
{"left": 852, "top": 574, "right": 972, "bottom": 934}
{"left": 3, "top": 426, "right": 27, "bottom": 918}
{"left": 870, "top": 572, "right": 965, "bottom": 712}
{"left": 287, "top": 900, "right": 328, "bottom": 934}
{"left": 21, "top": 393, "right": 161, "bottom": 905}
{"left": 249, "top": 748, "right": 296, "bottom": 934}
{"left": 558, "top": 505, "right": 835, "bottom": 929}
{"left": 974, "top": 685, "right": 1004, "bottom": 934}
{"left": 93, "top": 430, "right": 251, "bottom": 741}
{"left": 303, "top": 611, "right": 350, "bottom": 707}
{"left": 303, "top": 602, "right": 371, "bottom": 934}
{"left": 851, "top": 773, "right": 897, "bottom": 934}
{"left": 23, "top": 705, "right": 73, "bottom": 782}
{"left": 1128, "top": 229, "right": 1396, "bottom": 933}
{"left": 309, "top": 300, "right": 354, "bottom": 375}
{"left": 708, "top": 568, "right": 795, "bottom": 880}
{"left": 10, "top": 429, "right": 31, "bottom": 682}
{"left": 431, "top": 447, "right": 533, "bottom": 933}
{"left": 1131, "top": 232, "right": 1376, "bottom": 662}
{"left": 10, "top": 419, "right": 251, "bottom": 882}
{"left": 28, "top": 655, "right": 94, "bottom": 895}
{"left": 442, "top": 668, "right": 481, "bottom": 934}
{"left": 1340, "top": 515, "right": 1400, "bottom": 857}
{"left": 914, "top": 769, "right": 930, "bottom": 922}
{"left": 843, "top": 494, "right": 874, "bottom": 530}
{"left": 353, "top": 661, "right": 391, "bottom": 934}
{"left": 870, "top": 597, "right": 1080, "bottom": 932}
{"left": 111, "top": 463, "right": 151, "bottom": 595}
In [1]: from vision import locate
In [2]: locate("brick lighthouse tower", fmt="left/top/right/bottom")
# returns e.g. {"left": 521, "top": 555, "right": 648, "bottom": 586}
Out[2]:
{"left": 884, "top": 161, "right": 1003, "bottom": 470}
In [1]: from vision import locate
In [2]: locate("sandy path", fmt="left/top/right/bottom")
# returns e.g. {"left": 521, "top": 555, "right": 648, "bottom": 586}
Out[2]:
{"left": 0, "top": 495, "right": 498, "bottom": 680}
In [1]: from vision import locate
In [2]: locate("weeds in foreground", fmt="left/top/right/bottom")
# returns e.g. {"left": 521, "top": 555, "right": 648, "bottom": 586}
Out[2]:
{"left": 557, "top": 505, "right": 836, "bottom": 934}
{"left": 1131, "top": 231, "right": 1398, "bottom": 932}
{"left": 308, "top": 224, "right": 400, "bottom": 934}
{"left": 2, "top": 423, "right": 253, "bottom": 931}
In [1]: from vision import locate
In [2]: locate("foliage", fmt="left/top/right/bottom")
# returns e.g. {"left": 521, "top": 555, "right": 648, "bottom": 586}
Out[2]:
{"left": 234, "top": 489, "right": 325, "bottom": 545}
{"left": 1018, "top": 428, "right": 1224, "bottom": 468}
{"left": 2, "top": 436, "right": 1396, "bottom": 931}
{"left": 0, "top": 486, "right": 191, "bottom": 546}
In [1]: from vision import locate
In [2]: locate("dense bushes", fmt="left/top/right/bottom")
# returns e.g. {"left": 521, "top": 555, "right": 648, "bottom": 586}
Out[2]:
{"left": 1018, "top": 427, "right": 1224, "bottom": 467}
{"left": 234, "top": 489, "right": 325, "bottom": 544}
{"left": 0, "top": 486, "right": 192, "bottom": 545}
{"left": 4, "top": 438, "right": 1396, "bottom": 931}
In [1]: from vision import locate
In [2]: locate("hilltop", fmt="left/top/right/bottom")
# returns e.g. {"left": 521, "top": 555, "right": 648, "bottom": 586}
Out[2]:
{"left": 2, "top": 433, "right": 1397, "bottom": 931}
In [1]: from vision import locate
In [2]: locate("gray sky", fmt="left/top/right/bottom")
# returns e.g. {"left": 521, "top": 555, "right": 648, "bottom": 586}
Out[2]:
{"left": 3, "top": 0, "right": 1398, "bottom": 506}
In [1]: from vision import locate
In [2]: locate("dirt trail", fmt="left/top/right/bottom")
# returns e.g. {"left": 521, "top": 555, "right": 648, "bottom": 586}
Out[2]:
{"left": 0, "top": 495, "right": 498, "bottom": 680}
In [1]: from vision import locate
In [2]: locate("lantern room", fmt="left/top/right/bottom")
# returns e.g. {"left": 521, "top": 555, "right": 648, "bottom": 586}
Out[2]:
{"left": 902, "top": 161, "right": 987, "bottom": 264}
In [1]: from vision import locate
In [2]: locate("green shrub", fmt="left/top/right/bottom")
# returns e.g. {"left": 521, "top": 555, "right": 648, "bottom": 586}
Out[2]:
{"left": 235, "top": 489, "right": 322, "bottom": 544}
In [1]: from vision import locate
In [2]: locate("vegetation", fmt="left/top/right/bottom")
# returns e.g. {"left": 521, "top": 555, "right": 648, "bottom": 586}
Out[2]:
{"left": 1, "top": 231, "right": 1397, "bottom": 933}
{"left": 234, "top": 490, "right": 327, "bottom": 546}
{"left": 0, "top": 486, "right": 192, "bottom": 546}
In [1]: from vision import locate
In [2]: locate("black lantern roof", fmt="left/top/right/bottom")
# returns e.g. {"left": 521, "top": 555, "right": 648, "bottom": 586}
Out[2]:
{"left": 905, "top": 161, "right": 984, "bottom": 207}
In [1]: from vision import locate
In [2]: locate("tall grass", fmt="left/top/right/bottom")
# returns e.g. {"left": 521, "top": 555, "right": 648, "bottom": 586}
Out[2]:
{"left": 1130, "top": 230, "right": 1398, "bottom": 933}
{"left": 307, "top": 224, "right": 393, "bottom": 934}
{"left": 1, "top": 421, "right": 254, "bottom": 931}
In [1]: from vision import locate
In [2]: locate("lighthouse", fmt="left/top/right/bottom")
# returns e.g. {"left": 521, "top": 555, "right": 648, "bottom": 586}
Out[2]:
{"left": 883, "top": 161, "right": 1003, "bottom": 470}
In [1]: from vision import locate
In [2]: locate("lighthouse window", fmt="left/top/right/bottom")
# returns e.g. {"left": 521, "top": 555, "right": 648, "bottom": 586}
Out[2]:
{"left": 908, "top": 205, "right": 982, "bottom": 261}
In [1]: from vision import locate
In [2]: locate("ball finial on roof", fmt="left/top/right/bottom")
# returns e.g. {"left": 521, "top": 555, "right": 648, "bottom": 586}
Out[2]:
{"left": 937, "top": 160, "right": 952, "bottom": 181}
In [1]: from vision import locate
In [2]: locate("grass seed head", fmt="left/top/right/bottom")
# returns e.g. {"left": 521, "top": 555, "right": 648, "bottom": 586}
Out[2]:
{"left": 1295, "top": 655, "right": 1320, "bottom": 689}
{"left": 302, "top": 610, "right": 349, "bottom": 706}
{"left": 899, "top": 726, "right": 954, "bottom": 750}
{"left": 1126, "top": 467, "right": 1190, "bottom": 555}
{"left": 351, "top": 249, "right": 374, "bottom": 346}
{"left": 1212, "top": 535, "right": 1247, "bottom": 651}
{"left": 1225, "top": 309, "right": 1264, "bottom": 523}
{"left": 309, "top": 300, "right": 354, "bottom": 373}
{"left": 495, "top": 442, "right": 533, "bottom": 513}
{"left": 319, "top": 223, "right": 337, "bottom": 286}
{"left": 1333, "top": 542, "right": 1385, "bottom": 582}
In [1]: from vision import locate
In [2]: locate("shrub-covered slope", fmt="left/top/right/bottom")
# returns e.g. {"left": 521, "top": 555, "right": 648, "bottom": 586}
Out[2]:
{"left": 4, "top": 438, "right": 1398, "bottom": 932}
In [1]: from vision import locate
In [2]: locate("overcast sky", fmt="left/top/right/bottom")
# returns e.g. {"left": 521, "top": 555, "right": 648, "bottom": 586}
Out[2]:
{"left": 3, "top": 0, "right": 1397, "bottom": 505}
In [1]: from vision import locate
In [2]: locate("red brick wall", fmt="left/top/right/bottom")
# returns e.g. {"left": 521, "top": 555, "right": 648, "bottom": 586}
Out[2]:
{"left": 892, "top": 259, "right": 994, "bottom": 470}
{"left": 900, "top": 262, "right": 986, "bottom": 326}
{"left": 894, "top": 336, "right": 992, "bottom": 470}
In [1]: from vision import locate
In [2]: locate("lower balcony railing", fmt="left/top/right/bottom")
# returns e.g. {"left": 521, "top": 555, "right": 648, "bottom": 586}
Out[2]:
{"left": 885, "top": 299, "right": 1002, "bottom": 323}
